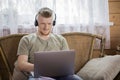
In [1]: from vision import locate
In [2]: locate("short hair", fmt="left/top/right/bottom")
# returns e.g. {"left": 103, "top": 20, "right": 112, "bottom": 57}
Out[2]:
{"left": 37, "top": 7, "right": 53, "bottom": 18}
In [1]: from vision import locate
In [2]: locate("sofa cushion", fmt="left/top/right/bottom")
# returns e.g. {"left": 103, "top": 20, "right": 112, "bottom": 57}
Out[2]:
{"left": 77, "top": 55, "right": 120, "bottom": 80}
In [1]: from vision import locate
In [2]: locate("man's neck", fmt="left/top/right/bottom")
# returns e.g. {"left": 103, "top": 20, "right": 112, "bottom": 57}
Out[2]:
{"left": 37, "top": 32, "right": 50, "bottom": 40}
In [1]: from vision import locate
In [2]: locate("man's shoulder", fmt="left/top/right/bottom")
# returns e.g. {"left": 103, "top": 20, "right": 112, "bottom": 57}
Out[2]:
{"left": 50, "top": 33, "right": 66, "bottom": 42}
{"left": 23, "top": 33, "right": 36, "bottom": 38}
{"left": 21, "top": 33, "right": 37, "bottom": 41}
{"left": 51, "top": 33, "right": 64, "bottom": 39}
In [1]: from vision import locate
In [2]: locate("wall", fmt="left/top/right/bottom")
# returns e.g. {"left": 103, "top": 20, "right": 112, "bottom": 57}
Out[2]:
{"left": 105, "top": 0, "right": 120, "bottom": 55}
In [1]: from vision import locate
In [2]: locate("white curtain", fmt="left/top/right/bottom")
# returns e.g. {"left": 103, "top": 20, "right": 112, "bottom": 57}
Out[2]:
{"left": 0, "top": 0, "right": 110, "bottom": 48}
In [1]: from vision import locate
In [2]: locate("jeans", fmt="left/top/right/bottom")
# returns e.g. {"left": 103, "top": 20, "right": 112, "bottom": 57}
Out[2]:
{"left": 29, "top": 75, "right": 83, "bottom": 80}
{"left": 53, "top": 75, "right": 82, "bottom": 80}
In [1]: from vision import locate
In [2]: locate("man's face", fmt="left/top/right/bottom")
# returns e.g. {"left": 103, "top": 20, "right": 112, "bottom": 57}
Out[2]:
{"left": 37, "top": 15, "right": 53, "bottom": 36}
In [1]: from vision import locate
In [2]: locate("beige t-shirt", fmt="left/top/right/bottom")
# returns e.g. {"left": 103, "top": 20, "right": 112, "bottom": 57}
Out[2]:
{"left": 17, "top": 33, "right": 69, "bottom": 63}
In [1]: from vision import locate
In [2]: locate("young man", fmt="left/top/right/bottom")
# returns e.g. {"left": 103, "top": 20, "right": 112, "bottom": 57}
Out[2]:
{"left": 12, "top": 7, "right": 82, "bottom": 80}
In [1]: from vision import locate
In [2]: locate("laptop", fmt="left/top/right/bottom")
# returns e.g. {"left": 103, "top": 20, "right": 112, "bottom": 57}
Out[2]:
{"left": 34, "top": 50, "right": 75, "bottom": 78}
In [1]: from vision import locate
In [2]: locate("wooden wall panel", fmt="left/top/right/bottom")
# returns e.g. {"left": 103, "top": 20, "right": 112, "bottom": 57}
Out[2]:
{"left": 109, "top": 2, "right": 120, "bottom": 14}
{"left": 110, "top": 14, "right": 120, "bottom": 26}
{"left": 110, "top": 26, "right": 120, "bottom": 49}
{"left": 109, "top": 0, "right": 120, "bottom": 48}
{"left": 110, "top": 38, "right": 120, "bottom": 49}
{"left": 110, "top": 26, "right": 120, "bottom": 37}
{"left": 109, "top": 0, "right": 120, "bottom": 1}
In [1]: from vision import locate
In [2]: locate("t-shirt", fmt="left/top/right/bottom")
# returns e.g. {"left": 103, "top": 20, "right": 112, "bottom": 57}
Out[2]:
{"left": 12, "top": 33, "right": 69, "bottom": 80}
{"left": 17, "top": 33, "right": 69, "bottom": 63}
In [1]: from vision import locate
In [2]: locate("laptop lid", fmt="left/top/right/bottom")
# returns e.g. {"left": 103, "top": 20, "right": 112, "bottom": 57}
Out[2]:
{"left": 34, "top": 50, "right": 75, "bottom": 78}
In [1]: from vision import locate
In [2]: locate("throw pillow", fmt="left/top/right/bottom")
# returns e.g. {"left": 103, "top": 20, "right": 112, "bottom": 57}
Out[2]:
{"left": 77, "top": 55, "right": 120, "bottom": 80}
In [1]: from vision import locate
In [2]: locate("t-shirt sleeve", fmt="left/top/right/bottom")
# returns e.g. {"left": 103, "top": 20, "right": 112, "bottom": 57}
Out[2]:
{"left": 61, "top": 37, "right": 69, "bottom": 50}
{"left": 17, "top": 36, "right": 29, "bottom": 55}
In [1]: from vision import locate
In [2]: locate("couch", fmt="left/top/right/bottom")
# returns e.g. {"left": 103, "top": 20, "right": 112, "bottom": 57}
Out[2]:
{"left": 0, "top": 32, "right": 120, "bottom": 80}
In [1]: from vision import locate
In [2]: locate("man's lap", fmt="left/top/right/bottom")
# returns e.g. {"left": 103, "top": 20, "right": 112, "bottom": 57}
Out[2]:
{"left": 29, "top": 75, "right": 83, "bottom": 80}
{"left": 53, "top": 75, "right": 83, "bottom": 80}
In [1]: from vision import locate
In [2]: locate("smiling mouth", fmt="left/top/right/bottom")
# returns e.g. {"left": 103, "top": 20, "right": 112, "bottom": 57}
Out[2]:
{"left": 44, "top": 29, "right": 49, "bottom": 31}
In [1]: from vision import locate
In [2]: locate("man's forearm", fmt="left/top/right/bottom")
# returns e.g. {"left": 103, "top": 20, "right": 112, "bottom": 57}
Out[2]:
{"left": 17, "top": 61, "right": 34, "bottom": 72}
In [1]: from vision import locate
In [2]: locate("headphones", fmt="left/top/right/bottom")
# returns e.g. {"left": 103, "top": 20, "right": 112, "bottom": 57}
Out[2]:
{"left": 34, "top": 10, "right": 56, "bottom": 27}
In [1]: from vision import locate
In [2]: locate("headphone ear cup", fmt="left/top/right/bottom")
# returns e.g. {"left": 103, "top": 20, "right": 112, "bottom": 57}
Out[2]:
{"left": 53, "top": 20, "right": 56, "bottom": 26}
{"left": 34, "top": 19, "right": 38, "bottom": 26}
